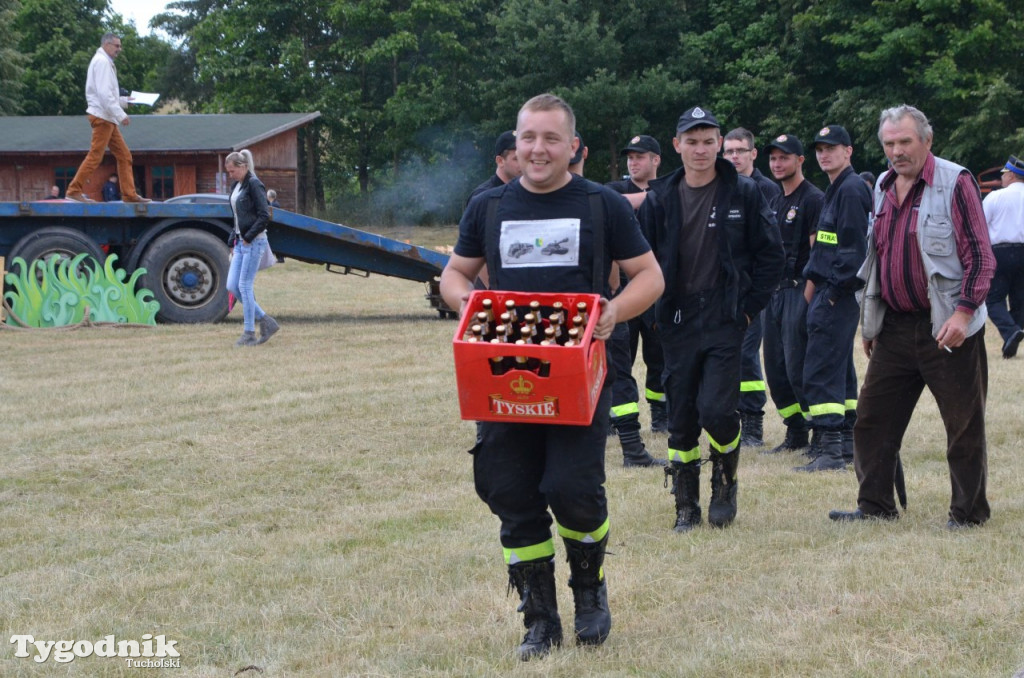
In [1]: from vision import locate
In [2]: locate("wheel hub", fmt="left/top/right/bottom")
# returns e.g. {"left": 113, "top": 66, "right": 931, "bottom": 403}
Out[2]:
{"left": 165, "top": 256, "right": 215, "bottom": 306}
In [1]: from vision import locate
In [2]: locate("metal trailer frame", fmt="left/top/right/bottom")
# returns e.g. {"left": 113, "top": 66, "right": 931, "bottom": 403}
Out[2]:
{"left": 0, "top": 201, "right": 454, "bottom": 323}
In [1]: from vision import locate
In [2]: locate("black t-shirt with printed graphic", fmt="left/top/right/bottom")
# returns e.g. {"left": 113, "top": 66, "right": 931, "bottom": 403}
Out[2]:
{"left": 455, "top": 175, "right": 650, "bottom": 296}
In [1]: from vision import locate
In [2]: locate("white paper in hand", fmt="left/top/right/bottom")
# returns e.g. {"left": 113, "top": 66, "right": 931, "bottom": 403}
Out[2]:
{"left": 129, "top": 91, "right": 161, "bottom": 106}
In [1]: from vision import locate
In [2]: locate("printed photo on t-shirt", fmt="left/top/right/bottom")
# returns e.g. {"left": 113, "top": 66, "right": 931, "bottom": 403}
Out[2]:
{"left": 500, "top": 218, "right": 581, "bottom": 268}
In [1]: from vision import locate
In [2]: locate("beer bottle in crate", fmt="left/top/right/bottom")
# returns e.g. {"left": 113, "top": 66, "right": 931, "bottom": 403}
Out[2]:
{"left": 481, "top": 298, "right": 495, "bottom": 324}
{"left": 548, "top": 313, "right": 564, "bottom": 341}
{"left": 551, "top": 301, "right": 565, "bottom": 324}
{"left": 489, "top": 338, "right": 509, "bottom": 375}
{"left": 537, "top": 339, "right": 552, "bottom": 377}
{"left": 522, "top": 313, "right": 539, "bottom": 343}
{"left": 475, "top": 311, "right": 492, "bottom": 340}
{"left": 463, "top": 323, "right": 484, "bottom": 342}
{"left": 514, "top": 338, "right": 540, "bottom": 372}
{"left": 513, "top": 339, "right": 530, "bottom": 372}
{"left": 504, "top": 299, "right": 518, "bottom": 325}
{"left": 575, "top": 301, "right": 589, "bottom": 326}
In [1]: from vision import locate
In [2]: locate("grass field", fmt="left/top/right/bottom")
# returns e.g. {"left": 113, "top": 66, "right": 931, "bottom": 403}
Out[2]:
{"left": 2, "top": 227, "right": 1024, "bottom": 677}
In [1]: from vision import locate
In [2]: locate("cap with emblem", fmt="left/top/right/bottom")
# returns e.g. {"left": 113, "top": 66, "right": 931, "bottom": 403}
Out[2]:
{"left": 813, "top": 124, "right": 852, "bottom": 147}
{"left": 494, "top": 130, "right": 516, "bottom": 156}
{"left": 1001, "top": 155, "right": 1024, "bottom": 177}
{"left": 620, "top": 134, "right": 661, "bottom": 156}
{"left": 764, "top": 133, "right": 803, "bottom": 157}
{"left": 676, "top": 106, "right": 720, "bottom": 134}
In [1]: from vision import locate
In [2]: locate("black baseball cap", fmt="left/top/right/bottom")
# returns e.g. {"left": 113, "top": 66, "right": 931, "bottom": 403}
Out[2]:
{"left": 764, "top": 133, "right": 803, "bottom": 157}
{"left": 570, "top": 132, "right": 585, "bottom": 164}
{"left": 620, "top": 134, "right": 661, "bottom": 156}
{"left": 813, "top": 124, "right": 852, "bottom": 147}
{"left": 676, "top": 106, "right": 720, "bottom": 134}
{"left": 494, "top": 130, "right": 517, "bottom": 156}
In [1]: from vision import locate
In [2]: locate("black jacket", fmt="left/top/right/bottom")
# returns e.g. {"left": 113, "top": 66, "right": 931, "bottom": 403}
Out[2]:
{"left": 639, "top": 157, "right": 784, "bottom": 322}
{"left": 801, "top": 165, "right": 870, "bottom": 297}
{"left": 751, "top": 168, "right": 782, "bottom": 210}
{"left": 231, "top": 172, "right": 271, "bottom": 243}
{"left": 467, "top": 173, "right": 504, "bottom": 206}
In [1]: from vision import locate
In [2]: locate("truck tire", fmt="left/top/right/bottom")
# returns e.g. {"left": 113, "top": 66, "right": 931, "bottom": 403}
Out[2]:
{"left": 138, "top": 229, "right": 230, "bottom": 324}
{"left": 7, "top": 226, "right": 105, "bottom": 270}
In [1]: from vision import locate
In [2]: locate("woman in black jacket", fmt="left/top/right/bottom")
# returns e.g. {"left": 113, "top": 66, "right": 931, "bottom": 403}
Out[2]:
{"left": 225, "top": 149, "right": 279, "bottom": 346}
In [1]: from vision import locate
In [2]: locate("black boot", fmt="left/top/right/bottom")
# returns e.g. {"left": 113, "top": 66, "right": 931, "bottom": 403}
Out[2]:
{"left": 739, "top": 412, "right": 764, "bottom": 447}
{"left": 564, "top": 536, "right": 612, "bottom": 646}
{"left": 617, "top": 413, "right": 666, "bottom": 467}
{"left": 794, "top": 429, "right": 846, "bottom": 471}
{"left": 649, "top": 400, "right": 669, "bottom": 433}
{"left": 666, "top": 461, "right": 701, "bottom": 532}
{"left": 766, "top": 418, "right": 809, "bottom": 454}
{"left": 803, "top": 427, "right": 823, "bottom": 459}
{"left": 622, "top": 441, "right": 667, "bottom": 467}
{"left": 507, "top": 560, "right": 563, "bottom": 661}
{"left": 708, "top": 449, "right": 740, "bottom": 527}
{"left": 841, "top": 413, "right": 856, "bottom": 464}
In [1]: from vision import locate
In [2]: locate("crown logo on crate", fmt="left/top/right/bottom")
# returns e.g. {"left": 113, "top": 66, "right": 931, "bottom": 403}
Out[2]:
{"left": 510, "top": 375, "right": 534, "bottom": 395}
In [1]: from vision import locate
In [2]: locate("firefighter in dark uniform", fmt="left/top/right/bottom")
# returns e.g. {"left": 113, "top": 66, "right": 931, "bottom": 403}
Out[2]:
{"left": 605, "top": 134, "right": 669, "bottom": 466}
{"left": 467, "top": 130, "right": 520, "bottom": 204}
{"left": 795, "top": 124, "right": 871, "bottom": 472}
{"left": 573, "top": 130, "right": 662, "bottom": 465}
{"left": 761, "top": 134, "right": 823, "bottom": 454}
{"left": 465, "top": 129, "right": 522, "bottom": 447}
{"left": 724, "top": 128, "right": 783, "bottom": 447}
{"left": 440, "top": 94, "right": 664, "bottom": 661}
{"left": 639, "top": 106, "right": 784, "bottom": 532}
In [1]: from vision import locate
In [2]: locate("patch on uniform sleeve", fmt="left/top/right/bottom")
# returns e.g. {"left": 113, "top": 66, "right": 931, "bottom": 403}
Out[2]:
{"left": 816, "top": 230, "right": 838, "bottom": 245}
{"left": 500, "top": 219, "right": 580, "bottom": 268}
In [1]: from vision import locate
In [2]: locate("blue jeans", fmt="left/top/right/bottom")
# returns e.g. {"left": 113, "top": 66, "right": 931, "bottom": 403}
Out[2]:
{"left": 226, "top": 235, "right": 267, "bottom": 332}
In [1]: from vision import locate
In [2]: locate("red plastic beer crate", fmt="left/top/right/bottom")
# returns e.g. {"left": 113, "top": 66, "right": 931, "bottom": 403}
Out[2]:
{"left": 452, "top": 290, "right": 607, "bottom": 426}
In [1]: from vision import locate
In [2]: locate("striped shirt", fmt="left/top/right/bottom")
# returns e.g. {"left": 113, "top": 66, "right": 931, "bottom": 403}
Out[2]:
{"left": 874, "top": 153, "right": 994, "bottom": 314}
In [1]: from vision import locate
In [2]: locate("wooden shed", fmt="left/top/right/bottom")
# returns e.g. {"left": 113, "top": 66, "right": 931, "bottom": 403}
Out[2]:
{"left": 0, "top": 112, "right": 321, "bottom": 211}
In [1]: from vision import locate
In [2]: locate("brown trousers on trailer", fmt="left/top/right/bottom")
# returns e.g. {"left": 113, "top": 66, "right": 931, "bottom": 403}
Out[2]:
{"left": 67, "top": 115, "right": 141, "bottom": 200}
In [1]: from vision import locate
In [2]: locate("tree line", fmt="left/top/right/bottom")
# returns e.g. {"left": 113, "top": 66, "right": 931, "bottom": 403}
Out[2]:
{"left": 2, "top": 0, "right": 1023, "bottom": 224}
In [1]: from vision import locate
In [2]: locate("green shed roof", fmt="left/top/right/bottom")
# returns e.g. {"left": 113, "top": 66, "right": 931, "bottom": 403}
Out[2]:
{"left": 0, "top": 112, "right": 321, "bottom": 153}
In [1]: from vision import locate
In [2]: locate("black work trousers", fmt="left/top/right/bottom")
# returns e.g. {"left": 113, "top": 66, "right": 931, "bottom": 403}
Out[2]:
{"left": 763, "top": 284, "right": 808, "bottom": 424}
{"left": 660, "top": 288, "right": 745, "bottom": 456}
{"left": 473, "top": 384, "right": 612, "bottom": 549}
{"left": 608, "top": 321, "right": 639, "bottom": 413}
{"left": 738, "top": 312, "right": 767, "bottom": 415}
{"left": 803, "top": 287, "right": 859, "bottom": 431}
{"left": 629, "top": 307, "right": 666, "bottom": 401}
{"left": 854, "top": 311, "right": 989, "bottom": 524}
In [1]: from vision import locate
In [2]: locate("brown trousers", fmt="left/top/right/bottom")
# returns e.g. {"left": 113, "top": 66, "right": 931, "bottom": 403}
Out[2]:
{"left": 854, "top": 311, "right": 990, "bottom": 524}
{"left": 67, "top": 115, "right": 140, "bottom": 200}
